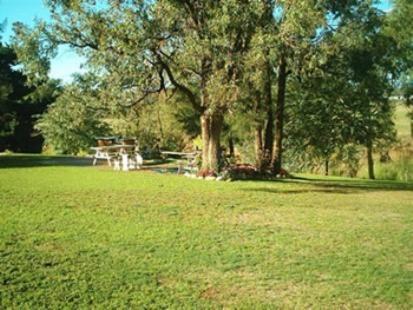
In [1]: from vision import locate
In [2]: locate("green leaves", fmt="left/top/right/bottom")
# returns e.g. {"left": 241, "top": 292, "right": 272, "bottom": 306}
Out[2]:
{"left": 35, "top": 85, "right": 110, "bottom": 154}
{"left": 12, "top": 21, "right": 57, "bottom": 87}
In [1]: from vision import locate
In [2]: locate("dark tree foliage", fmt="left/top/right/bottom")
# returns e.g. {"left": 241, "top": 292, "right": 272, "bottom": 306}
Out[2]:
{"left": 0, "top": 42, "right": 60, "bottom": 153}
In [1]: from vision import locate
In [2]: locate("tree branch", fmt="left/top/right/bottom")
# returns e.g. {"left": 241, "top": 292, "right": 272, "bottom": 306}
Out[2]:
{"left": 155, "top": 52, "right": 200, "bottom": 111}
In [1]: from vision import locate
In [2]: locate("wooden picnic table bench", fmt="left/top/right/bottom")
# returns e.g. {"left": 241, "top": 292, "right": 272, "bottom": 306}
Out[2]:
{"left": 91, "top": 145, "right": 137, "bottom": 167}
{"left": 160, "top": 151, "right": 200, "bottom": 173}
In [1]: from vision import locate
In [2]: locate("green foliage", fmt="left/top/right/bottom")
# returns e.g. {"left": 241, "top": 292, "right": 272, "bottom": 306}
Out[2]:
{"left": 108, "top": 95, "right": 194, "bottom": 152}
{"left": 36, "top": 86, "right": 196, "bottom": 154}
{"left": 9, "top": 0, "right": 413, "bottom": 174}
{"left": 35, "top": 86, "right": 110, "bottom": 154}
{"left": 330, "top": 144, "right": 364, "bottom": 178}
{"left": 0, "top": 44, "right": 27, "bottom": 138}
{"left": 12, "top": 21, "right": 56, "bottom": 86}
{"left": 0, "top": 42, "right": 60, "bottom": 152}
{"left": 280, "top": 1, "right": 403, "bottom": 179}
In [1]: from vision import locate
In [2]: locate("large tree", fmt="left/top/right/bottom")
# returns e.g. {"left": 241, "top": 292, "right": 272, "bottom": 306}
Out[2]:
{"left": 0, "top": 40, "right": 60, "bottom": 152}
{"left": 239, "top": 0, "right": 334, "bottom": 174}
{"left": 387, "top": 0, "right": 413, "bottom": 138}
{"left": 12, "top": 0, "right": 411, "bottom": 176}
{"left": 13, "top": 0, "right": 267, "bottom": 173}
{"left": 283, "top": 1, "right": 402, "bottom": 179}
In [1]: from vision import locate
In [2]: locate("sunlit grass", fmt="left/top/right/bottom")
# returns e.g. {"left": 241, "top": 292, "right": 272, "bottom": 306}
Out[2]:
{"left": 0, "top": 155, "right": 412, "bottom": 308}
{"left": 394, "top": 103, "right": 411, "bottom": 140}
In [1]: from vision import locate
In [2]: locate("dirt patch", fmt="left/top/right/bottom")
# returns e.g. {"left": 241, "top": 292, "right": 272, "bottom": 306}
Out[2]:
{"left": 404, "top": 263, "right": 413, "bottom": 271}
{"left": 200, "top": 287, "right": 219, "bottom": 300}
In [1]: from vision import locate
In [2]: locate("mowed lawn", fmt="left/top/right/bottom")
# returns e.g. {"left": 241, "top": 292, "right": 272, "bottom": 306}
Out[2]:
{"left": 0, "top": 155, "right": 412, "bottom": 308}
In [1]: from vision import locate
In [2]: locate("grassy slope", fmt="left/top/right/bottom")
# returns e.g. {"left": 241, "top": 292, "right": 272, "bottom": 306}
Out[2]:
{"left": 394, "top": 103, "right": 411, "bottom": 141}
{"left": 0, "top": 155, "right": 412, "bottom": 308}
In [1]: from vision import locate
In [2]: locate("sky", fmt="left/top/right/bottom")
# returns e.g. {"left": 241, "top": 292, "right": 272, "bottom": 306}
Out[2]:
{"left": 0, "top": 0, "right": 394, "bottom": 83}
{"left": 0, "top": 0, "right": 84, "bottom": 83}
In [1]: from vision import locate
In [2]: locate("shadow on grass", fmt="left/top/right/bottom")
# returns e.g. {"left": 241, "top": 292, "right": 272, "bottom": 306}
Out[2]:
{"left": 2, "top": 155, "right": 412, "bottom": 193}
{"left": 0, "top": 154, "right": 178, "bottom": 171}
{"left": 242, "top": 175, "right": 413, "bottom": 193}
{"left": 0, "top": 155, "right": 92, "bottom": 168}
{"left": 145, "top": 167, "right": 180, "bottom": 174}
{"left": 243, "top": 187, "right": 357, "bottom": 195}
{"left": 142, "top": 158, "right": 175, "bottom": 166}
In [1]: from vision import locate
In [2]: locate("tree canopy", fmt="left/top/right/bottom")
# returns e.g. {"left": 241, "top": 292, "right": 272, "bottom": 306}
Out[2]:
{"left": 9, "top": 0, "right": 413, "bottom": 178}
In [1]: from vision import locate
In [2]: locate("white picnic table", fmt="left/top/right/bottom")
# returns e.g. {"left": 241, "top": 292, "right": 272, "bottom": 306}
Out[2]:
{"left": 91, "top": 145, "right": 142, "bottom": 171}
{"left": 160, "top": 150, "right": 200, "bottom": 173}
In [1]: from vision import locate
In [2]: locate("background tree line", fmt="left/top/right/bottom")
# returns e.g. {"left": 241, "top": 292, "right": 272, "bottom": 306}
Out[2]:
{"left": 0, "top": 25, "right": 61, "bottom": 153}
{"left": 3, "top": 0, "right": 412, "bottom": 180}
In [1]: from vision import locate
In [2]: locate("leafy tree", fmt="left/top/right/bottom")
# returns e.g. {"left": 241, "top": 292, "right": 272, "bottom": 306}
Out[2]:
{"left": 240, "top": 0, "right": 385, "bottom": 174}
{"left": 334, "top": 4, "right": 400, "bottom": 179}
{"left": 385, "top": 0, "right": 413, "bottom": 137}
{"left": 36, "top": 74, "right": 198, "bottom": 155}
{"left": 267, "top": 0, "right": 335, "bottom": 174}
{"left": 11, "top": 0, "right": 411, "bottom": 178}
{"left": 0, "top": 44, "right": 22, "bottom": 138}
{"left": 35, "top": 83, "right": 109, "bottom": 154}
{"left": 277, "top": 1, "right": 404, "bottom": 179}
{"left": 13, "top": 0, "right": 267, "bottom": 173}
{"left": 234, "top": 0, "right": 340, "bottom": 174}
{"left": 0, "top": 40, "right": 60, "bottom": 152}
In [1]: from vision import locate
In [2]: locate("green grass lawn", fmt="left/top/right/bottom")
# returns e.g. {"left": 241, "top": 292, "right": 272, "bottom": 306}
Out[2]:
{"left": 0, "top": 155, "right": 412, "bottom": 308}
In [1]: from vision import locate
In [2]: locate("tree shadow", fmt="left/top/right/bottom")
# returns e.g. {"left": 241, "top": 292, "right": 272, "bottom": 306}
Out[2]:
{"left": 0, "top": 154, "right": 179, "bottom": 171}
{"left": 145, "top": 167, "right": 181, "bottom": 174}
{"left": 0, "top": 155, "right": 92, "bottom": 169}
{"left": 243, "top": 187, "right": 358, "bottom": 195}
{"left": 142, "top": 158, "right": 175, "bottom": 166}
{"left": 242, "top": 175, "right": 413, "bottom": 193}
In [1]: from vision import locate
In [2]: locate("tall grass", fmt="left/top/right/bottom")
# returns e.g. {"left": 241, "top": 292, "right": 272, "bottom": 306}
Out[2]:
{"left": 376, "top": 156, "right": 413, "bottom": 182}
{"left": 359, "top": 153, "right": 413, "bottom": 182}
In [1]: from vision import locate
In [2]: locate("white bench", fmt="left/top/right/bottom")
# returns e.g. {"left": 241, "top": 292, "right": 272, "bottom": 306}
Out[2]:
{"left": 91, "top": 145, "right": 140, "bottom": 169}
{"left": 160, "top": 151, "right": 200, "bottom": 173}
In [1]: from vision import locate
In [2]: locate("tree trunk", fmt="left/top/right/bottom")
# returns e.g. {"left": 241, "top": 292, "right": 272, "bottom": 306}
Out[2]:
{"left": 253, "top": 51, "right": 273, "bottom": 174}
{"left": 255, "top": 125, "right": 264, "bottom": 172}
{"left": 271, "top": 55, "right": 287, "bottom": 174}
{"left": 200, "top": 112, "right": 223, "bottom": 174}
{"left": 208, "top": 113, "right": 223, "bottom": 173}
{"left": 228, "top": 135, "right": 234, "bottom": 158}
{"left": 325, "top": 158, "right": 329, "bottom": 176}
{"left": 263, "top": 56, "right": 274, "bottom": 170}
{"left": 200, "top": 114, "right": 211, "bottom": 171}
{"left": 367, "top": 143, "right": 375, "bottom": 180}
{"left": 263, "top": 56, "right": 273, "bottom": 153}
{"left": 157, "top": 105, "right": 164, "bottom": 143}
